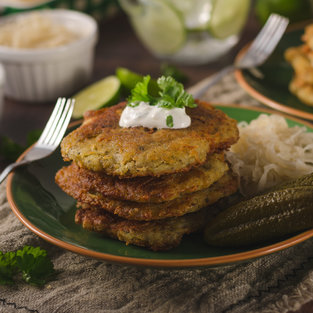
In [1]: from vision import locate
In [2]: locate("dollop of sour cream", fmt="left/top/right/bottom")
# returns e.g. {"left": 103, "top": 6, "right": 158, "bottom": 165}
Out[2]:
{"left": 119, "top": 101, "right": 191, "bottom": 129}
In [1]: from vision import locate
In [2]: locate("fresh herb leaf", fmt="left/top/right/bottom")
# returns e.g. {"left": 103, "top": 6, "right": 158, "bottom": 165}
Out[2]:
{"left": 128, "top": 75, "right": 196, "bottom": 110}
{"left": 0, "top": 136, "right": 24, "bottom": 162}
{"left": 0, "top": 129, "right": 42, "bottom": 162}
{"left": 157, "top": 76, "right": 196, "bottom": 109}
{"left": 161, "top": 63, "right": 188, "bottom": 84}
{"left": 0, "top": 251, "right": 17, "bottom": 285}
{"left": 166, "top": 115, "right": 174, "bottom": 128}
{"left": 16, "top": 246, "right": 55, "bottom": 287}
{"left": 0, "top": 246, "right": 56, "bottom": 287}
{"left": 26, "top": 130, "right": 42, "bottom": 147}
{"left": 128, "top": 75, "right": 154, "bottom": 107}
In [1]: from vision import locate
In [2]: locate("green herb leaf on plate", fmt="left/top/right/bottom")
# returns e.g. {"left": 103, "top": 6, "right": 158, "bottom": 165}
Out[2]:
{"left": 166, "top": 115, "right": 174, "bottom": 127}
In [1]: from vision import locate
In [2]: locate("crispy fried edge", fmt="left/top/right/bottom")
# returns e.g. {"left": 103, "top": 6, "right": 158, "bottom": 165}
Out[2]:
{"left": 75, "top": 206, "right": 212, "bottom": 251}
{"left": 61, "top": 171, "right": 238, "bottom": 221}
{"left": 55, "top": 153, "right": 228, "bottom": 203}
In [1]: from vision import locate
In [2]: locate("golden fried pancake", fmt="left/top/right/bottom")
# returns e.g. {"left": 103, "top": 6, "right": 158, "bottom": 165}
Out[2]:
{"left": 55, "top": 153, "right": 228, "bottom": 203}
{"left": 302, "top": 24, "right": 313, "bottom": 50}
{"left": 284, "top": 45, "right": 313, "bottom": 85}
{"left": 75, "top": 206, "right": 216, "bottom": 251}
{"left": 61, "top": 100, "right": 239, "bottom": 177}
{"left": 289, "top": 76, "right": 313, "bottom": 107}
{"left": 72, "top": 172, "right": 237, "bottom": 221}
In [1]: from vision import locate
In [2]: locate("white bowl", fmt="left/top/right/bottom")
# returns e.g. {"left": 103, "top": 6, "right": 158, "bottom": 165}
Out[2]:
{"left": 0, "top": 9, "right": 98, "bottom": 102}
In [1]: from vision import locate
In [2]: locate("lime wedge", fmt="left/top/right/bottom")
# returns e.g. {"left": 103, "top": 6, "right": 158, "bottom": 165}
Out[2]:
{"left": 72, "top": 76, "right": 121, "bottom": 119}
{"left": 116, "top": 67, "right": 144, "bottom": 92}
{"left": 170, "top": 0, "right": 213, "bottom": 30}
{"left": 120, "top": 0, "right": 186, "bottom": 55}
{"left": 116, "top": 67, "right": 159, "bottom": 96}
{"left": 209, "top": 0, "right": 250, "bottom": 39}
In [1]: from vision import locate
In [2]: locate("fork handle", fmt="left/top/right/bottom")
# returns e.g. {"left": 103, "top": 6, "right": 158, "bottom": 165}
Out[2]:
{"left": 187, "top": 65, "right": 235, "bottom": 99}
{"left": 0, "top": 160, "right": 29, "bottom": 185}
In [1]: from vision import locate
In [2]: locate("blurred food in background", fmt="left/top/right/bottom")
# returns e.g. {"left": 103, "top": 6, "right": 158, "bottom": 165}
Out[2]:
{"left": 255, "top": 0, "right": 313, "bottom": 24}
{"left": 0, "top": 12, "right": 80, "bottom": 48}
{"left": 285, "top": 23, "right": 313, "bottom": 107}
{"left": 0, "top": 0, "right": 119, "bottom": 21}
{"left": 0, "top": 9, "right": 98, "bottom": 102}
{"left": 0, "top": 0, "right": 53, "bottom": 9}
{"left": 119, "top": 0, "right": 250, "bottom": 65}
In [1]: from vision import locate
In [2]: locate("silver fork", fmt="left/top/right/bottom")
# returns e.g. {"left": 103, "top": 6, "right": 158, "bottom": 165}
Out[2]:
{"left": 0, "top": 97, "right": 74, "bottom": 184}
{"left": 187, "top": 14, "right": 289, "bottom": 99}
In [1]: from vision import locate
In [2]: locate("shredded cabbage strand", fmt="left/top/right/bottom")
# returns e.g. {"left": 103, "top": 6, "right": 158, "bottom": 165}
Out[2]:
{"left": 226, "top": 114, "right": 313, "bottom": 196}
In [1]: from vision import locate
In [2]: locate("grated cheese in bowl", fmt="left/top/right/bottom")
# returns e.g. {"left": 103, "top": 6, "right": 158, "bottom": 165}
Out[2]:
{"left": 0, "top": 12, "right": 80, "bottom": 49}
{"left": 226, "top": 114, "right": 313, "bottom": 196}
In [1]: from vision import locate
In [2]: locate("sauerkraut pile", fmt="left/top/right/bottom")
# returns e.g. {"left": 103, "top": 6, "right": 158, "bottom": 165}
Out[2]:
{"left": 226, "top": 114, "right": 313, "bottom": 196}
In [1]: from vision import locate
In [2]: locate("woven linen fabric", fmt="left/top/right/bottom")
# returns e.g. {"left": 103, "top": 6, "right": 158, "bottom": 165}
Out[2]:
{"left": 1, "top": 73, "right": 313, "bottom": 313}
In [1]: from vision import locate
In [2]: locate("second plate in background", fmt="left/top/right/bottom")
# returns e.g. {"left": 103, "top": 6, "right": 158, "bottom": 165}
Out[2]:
{"left": 235, "top": 26, "right": 313, "bottom": 121}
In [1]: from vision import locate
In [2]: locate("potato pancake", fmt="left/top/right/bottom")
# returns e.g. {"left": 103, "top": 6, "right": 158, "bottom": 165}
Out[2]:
{"left": 61, "top": 172, "right": 238, "bottom": 221}
{"left": 61, "top": 100, "right": 239, "bottom": 177}
{"left": 75, "top": 206, "right": 216, "bottom": 251}
{"left": 55, "top": 153, "right": 228, "bottom": 203}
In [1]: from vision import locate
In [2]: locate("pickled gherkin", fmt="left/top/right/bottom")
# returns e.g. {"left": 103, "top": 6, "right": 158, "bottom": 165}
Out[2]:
{"left": 204, "top": 173, "right": 313, "bottom": 247}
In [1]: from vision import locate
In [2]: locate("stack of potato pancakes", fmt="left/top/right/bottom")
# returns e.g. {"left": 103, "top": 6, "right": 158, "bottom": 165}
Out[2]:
{"left": 55, "top": 100, "right": 239, "bottom": 251}
{"left": 285, "top": 24, "right": 313, "bottom": 107}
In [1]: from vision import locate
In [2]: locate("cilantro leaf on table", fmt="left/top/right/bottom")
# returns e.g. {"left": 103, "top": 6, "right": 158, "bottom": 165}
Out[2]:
{"left": 16, "top": 246, "right": 55, "bottom": 287}
{"left": 0, "top": 251, "right": 17, "bottom": 285}
{"left": 127, "top": 75, "right": 196, "bottom": 109}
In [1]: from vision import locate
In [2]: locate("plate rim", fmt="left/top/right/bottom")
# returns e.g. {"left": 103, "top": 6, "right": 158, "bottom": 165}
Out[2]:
{"left": 6, "top": 104, "right": 313, "bottom": 268}
{"left": 234, "top": 28, "right": 313, "bottom": 121}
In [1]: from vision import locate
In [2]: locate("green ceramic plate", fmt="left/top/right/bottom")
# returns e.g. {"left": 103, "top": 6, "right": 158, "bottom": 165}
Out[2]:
{"left": 235, "top": 27, "right": 313, "bottom": 121}
{"left": 6, "top": 105, "right": 313, "bottom": 268}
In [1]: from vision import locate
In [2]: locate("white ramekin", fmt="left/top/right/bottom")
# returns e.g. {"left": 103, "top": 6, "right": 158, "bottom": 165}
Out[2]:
{"left": 0, "top": 9, "right": 98, "bottom": 102}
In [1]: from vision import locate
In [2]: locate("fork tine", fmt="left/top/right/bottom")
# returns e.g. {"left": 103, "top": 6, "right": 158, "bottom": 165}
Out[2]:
{"left": 256, "top": 18, "right": 289, "bottom": 63}
{"left": 264, "top": 20, "right": 289, "bottom": 54}
{"left": 244, "top": 15, "right": 280, "bottom": 59}
{"left": 252, "top": 16, "right": 288, "bottom": 56}
{"left": 53, "top": 99, "right": 75, "bottom": 146}
{"left": 242, "top": 14, "right": 288, "bottom": 65}
{"left": 37, "top": 97, "right": 66, "bottom": 145}
{"left": 244, "top": 21, "right": 282, "bottom": 62}
{"left": 246, "top": 14, "right": 279, "bottom": 53}
{"left": 42, "top": 98, "right": 68, "bottom": 145}
{"left": 45, "top": 98, "right": 71, "bottom": 145}
{"left": 48, "top": 99, "right": 74, "bottom": 146}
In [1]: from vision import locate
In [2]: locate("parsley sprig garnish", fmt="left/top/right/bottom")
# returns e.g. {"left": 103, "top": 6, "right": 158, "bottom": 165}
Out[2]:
{"left": 127, "top": 75, "right": 196, "bottom": 109}
{"left": 0, "top": 246, "right": 56, "bottom": 287}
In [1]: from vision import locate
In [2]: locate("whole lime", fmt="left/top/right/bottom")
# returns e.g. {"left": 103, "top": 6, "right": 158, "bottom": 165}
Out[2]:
{"left": 255, "top": 0, "right": 312, "bottom": 24}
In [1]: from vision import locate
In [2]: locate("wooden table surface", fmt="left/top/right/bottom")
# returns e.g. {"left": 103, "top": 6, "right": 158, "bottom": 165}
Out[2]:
{"left": 0, "top": 10, "right": 312, "bottom": 313}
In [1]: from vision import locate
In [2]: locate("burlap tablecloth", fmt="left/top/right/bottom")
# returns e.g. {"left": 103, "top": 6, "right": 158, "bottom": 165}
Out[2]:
{"left": 1, "top": 73, "right": 313, "bottom": 313}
